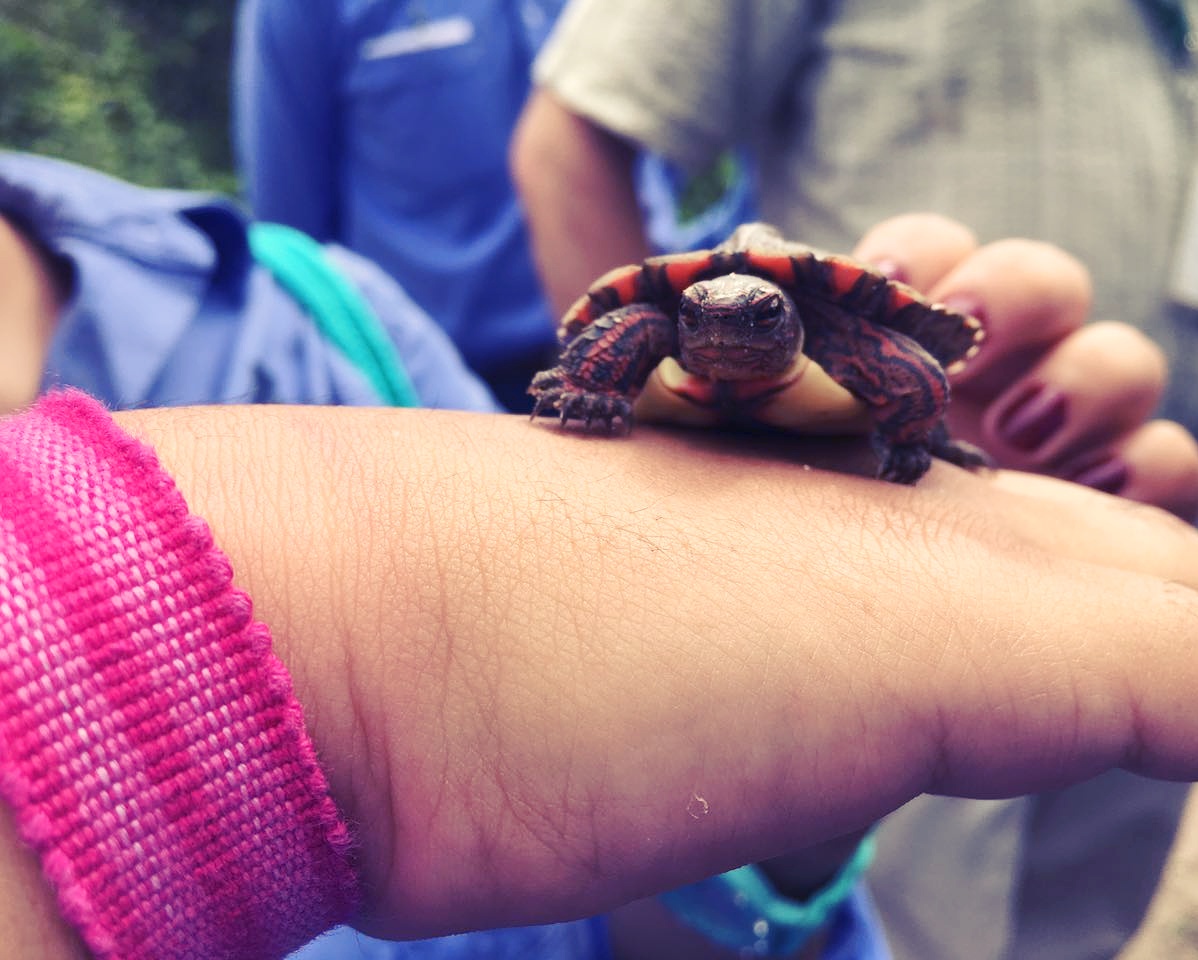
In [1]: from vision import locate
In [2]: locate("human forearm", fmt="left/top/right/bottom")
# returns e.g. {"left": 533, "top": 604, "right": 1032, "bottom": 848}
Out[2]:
{"left": 112, "top": 403, "right": 1198, "bottom": 940}
{"left": 511, "top": 89, "right": 651, "bottom": 318}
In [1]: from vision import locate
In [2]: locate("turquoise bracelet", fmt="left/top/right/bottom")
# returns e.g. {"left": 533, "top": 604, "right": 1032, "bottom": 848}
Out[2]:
{"left": 659, "top": 833, "right": 877, "bottom": 956}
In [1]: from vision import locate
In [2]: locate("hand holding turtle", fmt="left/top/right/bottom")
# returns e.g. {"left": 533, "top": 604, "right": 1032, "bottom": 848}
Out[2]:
{"left": 120, "top": 406, "right": 1198, "bottom": 937}
{"left": 853, "top": 213, "right": 1198, "bottom": 519}
{"left": 7, "top": 400, "right": 1198, "bottom": 956}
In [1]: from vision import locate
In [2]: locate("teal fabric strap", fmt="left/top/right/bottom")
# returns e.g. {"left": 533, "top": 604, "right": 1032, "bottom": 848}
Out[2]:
{"left": 659, "top": 833, "right": 877, "bottom": 956}
{"left": 248, "top": 222, "right": 421, "bottom": 407}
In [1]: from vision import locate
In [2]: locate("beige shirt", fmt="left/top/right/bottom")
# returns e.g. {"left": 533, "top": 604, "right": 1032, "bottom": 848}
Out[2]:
{"left": 536, "top": 0, "right": 1198, "bottom": 418}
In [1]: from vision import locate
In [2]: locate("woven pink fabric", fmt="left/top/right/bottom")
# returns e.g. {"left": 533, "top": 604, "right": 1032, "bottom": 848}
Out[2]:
{"left": 0, "top": 391, "right": 359, "bottom": 959}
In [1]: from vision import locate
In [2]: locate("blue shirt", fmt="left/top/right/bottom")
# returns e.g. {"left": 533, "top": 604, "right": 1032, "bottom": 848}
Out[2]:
{"left": 0, "top": 151, "right": 496, "bottom": 413}
{"left": 233, "top": 0, "right": 565, "bottom": 407}
{"left": 231, "top": 0, "right": 755, "bottom": 412}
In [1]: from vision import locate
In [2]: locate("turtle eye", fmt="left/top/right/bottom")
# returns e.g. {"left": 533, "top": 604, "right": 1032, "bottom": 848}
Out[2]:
{"left": 755, "top": 294, "right": 784, "bottom": 328}
{"left": 678, "top": 297, "right": 702, "bottom": 329}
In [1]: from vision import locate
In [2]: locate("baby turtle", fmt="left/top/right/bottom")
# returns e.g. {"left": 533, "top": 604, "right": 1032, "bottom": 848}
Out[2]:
{"left": 529, "top": 222, "right": 987, "bottom": 484}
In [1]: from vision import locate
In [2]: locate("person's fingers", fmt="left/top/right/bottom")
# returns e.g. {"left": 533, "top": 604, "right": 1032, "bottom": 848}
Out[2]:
{"left": 1114, "top": 420, "right": 1198, "bottom": 520}
{"left": 929, "top": 238, "right": 1093, "bottom": 398}
{"left": 1052, "top": 420, "right": 1198, "bottom": 522}
{"left": 852, "top": 223, "right": 1094, "bottom": 420}
{"left": 952, "top": 320, "right": 1168, "bottom": 468}
{"left": 851, "top": 212, "right": 978, "bottom": 291}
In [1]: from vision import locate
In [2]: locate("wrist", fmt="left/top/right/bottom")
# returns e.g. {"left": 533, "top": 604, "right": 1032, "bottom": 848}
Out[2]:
{"left": 0, "top": 392, "right": 359, "bottom": 958}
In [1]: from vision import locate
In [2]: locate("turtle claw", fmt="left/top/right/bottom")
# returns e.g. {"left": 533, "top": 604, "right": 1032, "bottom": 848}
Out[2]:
{"left": 923, "top": 421, "right": 991, "bottom": 471}
{"left": 560, "top": 391, "right": 633, "bottom": 433}
{"left": 529, "top": 369, "right": 633, "bottom": 433}
{"left": 935, "top": 436, "right": 992, "bottom": 471}
{"left": 876, "top": 428, "right": 990, "bottom": 485}
{"left": 877, "top": 442, "right": 933, "bottom": 485}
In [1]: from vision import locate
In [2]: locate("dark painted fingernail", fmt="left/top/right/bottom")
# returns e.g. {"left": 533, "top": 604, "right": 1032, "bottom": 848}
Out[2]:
{"left": 995, "top": 384, "right": 1069, "bottom": 452}
{"left": 1063, "top": 455, "right": 1130, "bottom": 496}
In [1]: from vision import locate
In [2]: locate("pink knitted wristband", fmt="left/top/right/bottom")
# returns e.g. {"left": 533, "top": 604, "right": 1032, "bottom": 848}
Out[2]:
{"left": 0, "top": 391, "right": 359, "bottom": 959}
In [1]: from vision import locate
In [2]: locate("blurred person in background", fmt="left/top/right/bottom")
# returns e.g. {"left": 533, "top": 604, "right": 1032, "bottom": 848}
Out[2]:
{"left": 231, "top": 0, "right": 753, "bottom": 413}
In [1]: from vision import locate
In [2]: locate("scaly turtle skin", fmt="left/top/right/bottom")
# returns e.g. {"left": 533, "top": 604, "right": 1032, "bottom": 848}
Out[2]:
{"left": 529, "top": 222, "right": 987, "bottom": 484}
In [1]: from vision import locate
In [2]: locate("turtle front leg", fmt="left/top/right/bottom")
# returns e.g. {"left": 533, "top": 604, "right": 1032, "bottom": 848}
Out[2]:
{"left": 530, "top": 303, "right": 677, "bottom": 433}
{"left": 807, "top": 318, "right": 959, "bottom": 484}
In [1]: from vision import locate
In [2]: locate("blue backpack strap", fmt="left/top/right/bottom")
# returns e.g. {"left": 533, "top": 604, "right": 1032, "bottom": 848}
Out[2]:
{"left": 248, "top": 222, "right": 421, "bottom": 407}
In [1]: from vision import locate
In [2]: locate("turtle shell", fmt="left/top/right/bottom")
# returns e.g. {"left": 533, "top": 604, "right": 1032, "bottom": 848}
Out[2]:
{"left": 558, "top": 244, "right": 984, "bottom": 375}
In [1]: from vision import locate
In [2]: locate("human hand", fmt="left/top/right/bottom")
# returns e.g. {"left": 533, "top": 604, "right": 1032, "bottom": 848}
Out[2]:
{"left": 853, "top": 214, "right": 1198, "bottom": 520}
{"left": 118, "top": 404, "right": 1198, "bottom": 941}
{"left": 9, "top": 401, "right": 1198, "bottom": 957}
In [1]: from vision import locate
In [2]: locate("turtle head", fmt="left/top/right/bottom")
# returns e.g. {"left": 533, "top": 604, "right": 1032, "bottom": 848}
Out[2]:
{"left": 675, "top": 274, "right": 802, "bottom": 381}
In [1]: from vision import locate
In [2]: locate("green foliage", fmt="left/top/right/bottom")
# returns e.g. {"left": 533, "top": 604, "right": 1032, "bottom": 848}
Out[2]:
{"left": 0, "top": 1, "right": 235, "bottom": 191}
